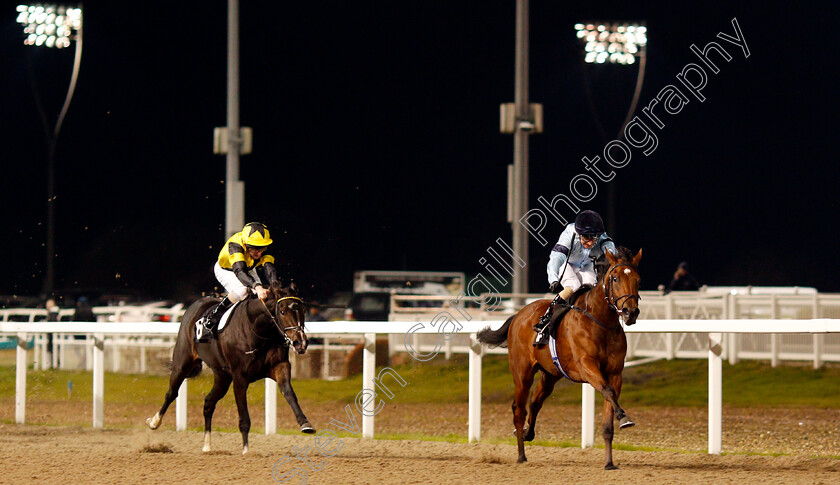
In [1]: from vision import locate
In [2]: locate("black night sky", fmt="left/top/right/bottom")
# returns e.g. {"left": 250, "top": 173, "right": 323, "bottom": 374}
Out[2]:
{"left": 1, "top": 1, "right": 838, "bottom": 305}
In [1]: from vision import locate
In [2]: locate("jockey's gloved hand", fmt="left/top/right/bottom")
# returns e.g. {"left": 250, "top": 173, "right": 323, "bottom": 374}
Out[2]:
{"left": 549, "top": 281, "right": 562, "bottom": 294}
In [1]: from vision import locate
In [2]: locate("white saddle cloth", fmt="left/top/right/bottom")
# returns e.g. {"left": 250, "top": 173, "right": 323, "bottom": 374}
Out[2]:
{"left": 217, "top": 301, "right": 242, "bottom": 332}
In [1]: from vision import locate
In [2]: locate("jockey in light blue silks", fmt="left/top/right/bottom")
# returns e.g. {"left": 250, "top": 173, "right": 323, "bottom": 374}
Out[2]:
{"left": 534, "top": 210, "right": 617, "bottom": 345}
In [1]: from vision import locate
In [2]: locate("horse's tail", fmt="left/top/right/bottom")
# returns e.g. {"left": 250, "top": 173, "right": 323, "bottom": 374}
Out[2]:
{"left": 476, "top": 315, "right": 515, "bottom": 348}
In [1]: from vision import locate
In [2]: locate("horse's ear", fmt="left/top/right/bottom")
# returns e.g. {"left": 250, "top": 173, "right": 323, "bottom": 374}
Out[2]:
{"left": 290, "top": 281, "right": 299, "bottom": 295}
{"left": 633, "top": 248, "right": 643, "bottom": 266}
{"left": 605, "top": 249, "right": 618, "bottom": 266}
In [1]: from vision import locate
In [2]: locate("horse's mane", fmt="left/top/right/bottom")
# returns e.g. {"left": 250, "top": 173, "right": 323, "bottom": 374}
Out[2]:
{"left": 595, "top": 246, "right": 635, "bottom": 283}
{"left": 613, "top": 246, "right": 635, "bottom": 262}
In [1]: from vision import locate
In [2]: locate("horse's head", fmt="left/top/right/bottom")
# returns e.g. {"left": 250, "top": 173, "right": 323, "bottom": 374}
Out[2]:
{"left": 270, "top": 281, "right": 309, "bottom": 354}
{"left": 604, "top": 247, "right": 643, "bottom": 326}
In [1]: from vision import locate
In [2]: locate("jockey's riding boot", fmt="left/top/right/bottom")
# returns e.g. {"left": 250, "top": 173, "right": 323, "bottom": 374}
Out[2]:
{"left": 534, "top": 297, "right": 567, "bottom": 346}
{"left": 195, "top": 297, "right": 231, "bottom": 343}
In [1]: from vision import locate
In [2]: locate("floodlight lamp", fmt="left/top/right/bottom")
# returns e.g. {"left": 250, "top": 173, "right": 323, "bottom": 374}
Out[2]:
{"left": 16, "top": 4, "right": 82, "bottom": 49}
{"left": 575, "top": 21, "right": 647, "bottom": 64}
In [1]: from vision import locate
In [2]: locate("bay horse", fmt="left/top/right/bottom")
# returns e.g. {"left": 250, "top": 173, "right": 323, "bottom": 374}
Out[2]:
{"left": 477, "top": 247, "right": 642, "bottom": 469}
{"left": 146, "top": 281, "right": 315, "bottom": 454}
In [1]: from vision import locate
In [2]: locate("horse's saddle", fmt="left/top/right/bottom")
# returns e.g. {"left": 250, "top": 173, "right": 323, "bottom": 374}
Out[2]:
{"left": 547, "top": 285, "right": 593, "bottom": 339}
{"left": 216, "top": 301, "right": 241, "bottom": 332}
{"left": 195, "top": 300, "right": 242, "bottom": 338}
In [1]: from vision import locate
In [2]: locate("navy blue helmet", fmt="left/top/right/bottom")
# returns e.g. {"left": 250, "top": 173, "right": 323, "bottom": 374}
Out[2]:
{"left": 574, "top": 210, "right": 605, "bottom": 237}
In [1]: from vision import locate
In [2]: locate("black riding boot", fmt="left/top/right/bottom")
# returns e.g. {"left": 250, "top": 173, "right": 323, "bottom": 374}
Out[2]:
{"left": 534, "top": 297, "right": 567, "bottom": 346}
{"left": 195, "top": 297, "right": 232, "bottom": 342}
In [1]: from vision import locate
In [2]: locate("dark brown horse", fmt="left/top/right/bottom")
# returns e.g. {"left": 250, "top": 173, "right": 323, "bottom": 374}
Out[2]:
{"left": 477, "top": 247, "right": 642, "bottom": 469}
{"left": 146, "top": 281, "right": 314, "bottom": 454}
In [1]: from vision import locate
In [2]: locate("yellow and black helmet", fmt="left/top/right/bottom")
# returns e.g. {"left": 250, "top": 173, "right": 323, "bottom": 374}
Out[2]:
{"left": 241, "top": 222, "right": 273, "bottom": 247}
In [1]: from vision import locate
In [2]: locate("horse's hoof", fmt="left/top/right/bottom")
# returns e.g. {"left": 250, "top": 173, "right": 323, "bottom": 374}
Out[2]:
{"left": 619, "top": 416, "right": 635, "bottom": 429}
{"left": 517, "top": 456, "right": 527, "bottom": 463}
{"left": 605, "top": 463, "right": 619, "bottom": 470}
{"left": 242, "top": 445, "right": 249, "bottom": 455}
{"left": 202, "top": 445, "right": 211, "bottom": 453}
{"left": 523, "top": 426, "right": 535, "bottom": 442}
{"left": 146, "top": 414, "right": 161, "bottom": 430}
{"left": 300, "top": 423, "right": 316, "bottom": 434}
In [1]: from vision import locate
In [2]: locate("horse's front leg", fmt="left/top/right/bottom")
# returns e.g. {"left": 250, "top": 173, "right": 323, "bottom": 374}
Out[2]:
{"left": 272, "top": 362, "right": 315, "bottom": 434}
{"left": 232, "top": 377, "right": 252, "bottom": 454}
{"left": 602, "top": 372, "right": 630, "bottom": 470}
{"left": 606, "top": 372, "right": 633, "bottom": 429}
{"left": 579, "top": 357, "right": 632, "bottom": 427}
{"left": 578, "top": 359, "right": 633, "bottom": 469}
{"left": 602, "top": 392, "right": 617, "bottom": 470}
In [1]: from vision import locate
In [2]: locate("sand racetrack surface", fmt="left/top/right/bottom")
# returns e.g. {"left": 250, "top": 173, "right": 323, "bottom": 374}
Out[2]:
{"left": 1, "top": 423, "right": 838, "bottom": 485}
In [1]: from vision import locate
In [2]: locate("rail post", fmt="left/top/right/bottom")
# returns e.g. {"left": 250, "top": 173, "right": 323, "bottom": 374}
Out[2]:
{"left": 664, "top": 294, "right": 675, "bottom": 359}
{"left": 265, "top": 378, "right": 277, "bottom": 434}
{"left": 770, "top": 295, "right": 779, "bottom": 367}
{"left": 362, "top": 333, "right": 375, "bottom": 438}
{"left": 16, "top": 332, "right": 27, "bottom": 424}
{"left": 813, "top": 294, "right": 823, "bottom": 369}
{"left": 727, "top": 295, "right": 740, "bottom": 364}
{"left": 581, "top": 384, "right": 595, "bottom": 448}
{"left": 708, "top": 332, "right": 723, "bottom": 454}
{"left": 468, "top": 333, "right": 483, "bottom": 442}
{"left": 92, "top": 333, "right": 104, "bottom": 429}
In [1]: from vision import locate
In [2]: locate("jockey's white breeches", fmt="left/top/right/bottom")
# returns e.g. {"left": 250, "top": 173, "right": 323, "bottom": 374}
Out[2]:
{"left": 213, "top": 262, "right": 262, "bottom": 303}
{"left": 559, "top": 263, "right": 597, "bottom": 292}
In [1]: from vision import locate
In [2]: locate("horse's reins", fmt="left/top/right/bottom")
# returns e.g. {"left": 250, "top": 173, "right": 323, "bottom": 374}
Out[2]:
{"left": 258, "top": 296, "right": 306, "bottom": 348}
{"left": 566, "top": 262, "right": 640, "bottom": 331}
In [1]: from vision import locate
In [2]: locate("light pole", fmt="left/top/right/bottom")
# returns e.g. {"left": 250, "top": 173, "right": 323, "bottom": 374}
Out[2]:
{"left": 225, "top": 0, "right": 244, "bottom": 236}
{"left": 212, "top": 0, "right": 250, "bottom": 236}
{"left": 500, "top": 0, "right": 543, "bottom": 297}
{"left": 575, "top": 22, "right": 647, "bottom": 234}
{"left": 17, "top": 4, "right": 83, "bottom": 297}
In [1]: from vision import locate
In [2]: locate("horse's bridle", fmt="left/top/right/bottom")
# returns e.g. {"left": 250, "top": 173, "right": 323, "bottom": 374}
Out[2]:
{"left": 260, "top": 296, "right": 307, "bottom": 348}
{"left": 603, "top": 263, "right": 641, "bottom": 314}
{"left": 565, "top": 262, "right": 640, "bottom": 332}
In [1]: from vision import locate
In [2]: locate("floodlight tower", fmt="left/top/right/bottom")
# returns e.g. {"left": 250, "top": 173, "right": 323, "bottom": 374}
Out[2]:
{"left": 500, "top": 0, "right": 543, "bottom": 298}
{"left": 574, "top": 22, "right": 647, "bottom": 234}
{"left": 16, "top": 4, "right": 83, "bottom": 297}
{"left": 225, "top": 0, "right": 244, "bottom": 237}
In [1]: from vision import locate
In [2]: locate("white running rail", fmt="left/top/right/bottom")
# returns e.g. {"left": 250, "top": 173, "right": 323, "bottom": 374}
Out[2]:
{"left": 2, "top": 318, "right": 840, "bottom": 455}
